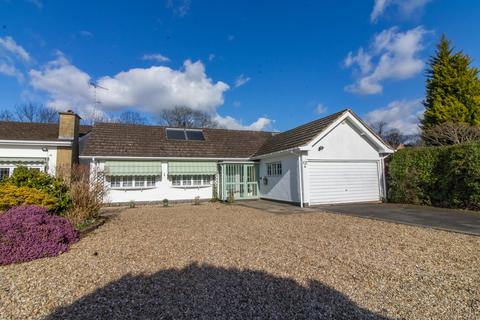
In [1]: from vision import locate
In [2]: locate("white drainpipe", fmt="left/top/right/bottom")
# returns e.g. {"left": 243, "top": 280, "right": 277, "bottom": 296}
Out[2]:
{"left": 291, "top": 150, "right": 304, "bottom": 208}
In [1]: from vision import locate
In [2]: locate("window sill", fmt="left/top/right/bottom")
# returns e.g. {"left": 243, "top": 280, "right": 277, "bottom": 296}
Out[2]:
{"left": 171, "top": 185, "right": 212, "bottom": 189}
{"left": 110, "top": 186, "right": 156, "bottom": 191}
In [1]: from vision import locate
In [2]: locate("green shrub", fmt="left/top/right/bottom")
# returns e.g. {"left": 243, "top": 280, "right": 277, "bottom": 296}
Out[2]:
{"left": 226, "top": 191, "right": 235, "bottom": 204}
{"left": 0, "top": 183, "right": 57, "bottom": 210}
{"left": 163, "top": 199, "right": 169, "bottom": 207}
{"left": 388, "top": 143, "right": 480, "bottom": 210}
{"left": 193, "top": 196, "right": 201, "bottom": 205}
{"left": 4, "top": 166, "right": 72, "bottom": 213}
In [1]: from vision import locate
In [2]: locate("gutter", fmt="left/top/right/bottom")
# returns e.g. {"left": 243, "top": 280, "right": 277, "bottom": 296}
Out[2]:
{"left": 79, "top": 155, "right": 253, "bottom": 161}
{"left": 0, "top": 140, "right": 72, "bottom": 147}
{"left": 251, "top": 146, "right": 308, "bottom": 160}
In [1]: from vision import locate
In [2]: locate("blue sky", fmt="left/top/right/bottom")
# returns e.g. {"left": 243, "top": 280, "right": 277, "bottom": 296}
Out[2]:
{"left": 0, "top": 0, "right": 479, "bottom": 132}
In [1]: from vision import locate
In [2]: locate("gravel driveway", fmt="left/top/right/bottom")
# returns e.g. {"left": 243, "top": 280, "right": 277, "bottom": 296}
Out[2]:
{"left": 1, "top": 203, "right": 479, "bottom": 319}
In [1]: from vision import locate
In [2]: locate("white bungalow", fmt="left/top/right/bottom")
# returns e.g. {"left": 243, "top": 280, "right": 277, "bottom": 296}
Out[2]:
{"left": 0, "top": 109, "right": 394, "bottom": 206}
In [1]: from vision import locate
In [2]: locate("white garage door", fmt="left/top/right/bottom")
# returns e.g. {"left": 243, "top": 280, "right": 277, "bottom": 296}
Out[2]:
{"left": 308, "top": 161, "right": 381, "bottom": 205}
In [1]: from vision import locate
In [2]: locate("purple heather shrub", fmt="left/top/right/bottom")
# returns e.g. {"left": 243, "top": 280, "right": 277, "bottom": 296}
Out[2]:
{"left": 0, "top": 205, "right": 79, "bottom": 266}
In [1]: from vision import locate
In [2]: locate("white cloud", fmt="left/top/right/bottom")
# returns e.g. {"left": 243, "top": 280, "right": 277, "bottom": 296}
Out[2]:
{"left": 371, "top": 0, "right": 431, "bottom": 23}
{"left": 365, "top": 98, "right": 424, "bottom": 134}
{"left": 29, "top": 54, "right": 229, "bottom": 118}
{"left": 28, "top": 51, "right": 271, "bottom": 130}
{"left": 0, "top": 36, "right": 31, "bottom": 62}
{"left": 0, "top": 60, "right": 24, "bottom": 81}
{"left": 214, "top": 115, "right": 273, "bottom": 131}
{"left": 27, "top": 0, "right": 43, "bottom": 9}
{"left": 0, "top": 36, "right": 31, "bottom": 82}
{"left": 142, "top": 53, "right": 170, "bottom": 63}
{"left": 234, "top": 74, "right": 251, "bottom": 88}
{"left": 344, "top": 26, "right": 428, "bottom": 95}
{"left": 344, "top": 48, "right": 372, "bottom": 75}
{"left": 166, "top": 0, "right": 191, "bottom": 17}
{"left": 80, "top": 30, "right": 93, "bottom": 38}
{"left": 208, "top": 53, "right": 215, "bottom": 61}
{"left": 314, "top": 103, "right": 327, "bottom": 115}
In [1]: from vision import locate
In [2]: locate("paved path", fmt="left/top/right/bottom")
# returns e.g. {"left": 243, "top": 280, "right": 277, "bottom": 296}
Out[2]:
{"left": 239, "top": 200, "right": 480, "bottom": 236}
{"left": 315, "top": 203, "right": 480, "bottom": 236}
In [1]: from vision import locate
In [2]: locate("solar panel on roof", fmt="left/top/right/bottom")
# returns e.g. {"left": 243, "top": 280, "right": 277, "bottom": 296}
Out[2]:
{"left": 166, "top": 129, "right": 186, "bottom": 140}
{"left": 185, "top": 130, "right": 205, "bottom": 141}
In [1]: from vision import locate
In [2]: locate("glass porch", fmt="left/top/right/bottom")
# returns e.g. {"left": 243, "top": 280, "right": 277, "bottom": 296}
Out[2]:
{"left": 219, "top": 163, "right": 259, "bottom": 201}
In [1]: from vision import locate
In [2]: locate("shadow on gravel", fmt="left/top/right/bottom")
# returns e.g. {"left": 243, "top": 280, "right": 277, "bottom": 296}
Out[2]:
{"left": 46, "top": 263, "right": 390, "bottom": 319}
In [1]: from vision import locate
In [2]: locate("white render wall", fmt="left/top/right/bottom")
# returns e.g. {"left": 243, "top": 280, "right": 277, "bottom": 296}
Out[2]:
{"left": 90, "top": 161, "right": 214, "bottom": 204}
{"left": 0, "top": 144, "right": 57, "bottom": 175}
{"left": 258, "top": 154, "right": 300, "bottom": 203}
{"left": 308, "top": 120, "right": 381, "bottom": 161}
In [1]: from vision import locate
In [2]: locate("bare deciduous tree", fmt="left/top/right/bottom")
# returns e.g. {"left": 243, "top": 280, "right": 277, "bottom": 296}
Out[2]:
{"left": 0, "top": 110, "right": 14, "bottom": 121}
{"left": 370, "top": 121, "right": 410, "bottom": 149}
{"left": 117, "top": 111, "right": 148, "bottom": 125}
{"left": 6, "top": 103, "right": 59, "bottom": 123}
{"left": 159, "top": 106, "right": 218, "bottom": 128}
{"left": 422, "top": 122, "right": 480, "bottom": 146}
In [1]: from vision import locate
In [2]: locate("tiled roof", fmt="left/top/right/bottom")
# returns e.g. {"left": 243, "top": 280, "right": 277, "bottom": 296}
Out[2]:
{"left": 0, "top": 121, "right": 92, "bottom": 141}
{"left": 80, "top": 123, "right": 274, "bottom": 158}
{"left": 253, "top": 109, "right": 347, "bottom": 156}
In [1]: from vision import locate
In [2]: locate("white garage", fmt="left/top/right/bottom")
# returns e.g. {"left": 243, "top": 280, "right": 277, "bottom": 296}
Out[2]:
{"left": 255, "top": 109, "right": 394, "bottom": 207}
{"left": 307, "top": 161, "right": 381, "bottom": 205}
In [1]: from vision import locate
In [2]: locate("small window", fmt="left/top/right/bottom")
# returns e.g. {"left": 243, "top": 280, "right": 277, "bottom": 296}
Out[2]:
{"left": 111, "top": 176, "right": 121, "bottom": 188}
{"left": 183, "top": 175, "right": 192, "bottom": 186}
{"left": 185, "top": 130, "right": 205, "bottom": 140}
{"left": 166, "top": 129, "right": 186, "bottom": 140}
{"left": 123, "top": 176, "right": 133, "bottom": 187}
{"left": 171, "top": 175, "right": 181, "bottom": 186}
{"left": 203, "top": 175, "right": 212, "bottom": 185}
{"left": 0, "top": 168, "right": 10, "bottom": 181}
{"left": 193, "top": 175, "right": 202, "bottom": 185}
{"left": 135, "top": 176, "right": 145, "bottom": 187}
{"left": 146, "top": 176, "right": 156, "bottom": 187}
{"left": 266, "top": 162, "right": 282, "bottom": 176}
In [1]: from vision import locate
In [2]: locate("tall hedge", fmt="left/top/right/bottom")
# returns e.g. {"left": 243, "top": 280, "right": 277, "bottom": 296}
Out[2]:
{"left": 388, "top": 143, "right": 480, "bottom": 210}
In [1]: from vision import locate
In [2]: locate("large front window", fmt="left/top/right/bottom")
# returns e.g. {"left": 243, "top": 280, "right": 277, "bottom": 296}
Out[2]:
{"left": 109, "top": 176, "right": 157, "bottom": 189}
{"left": 170, "top": 175, "right": 214, "bottom": 187}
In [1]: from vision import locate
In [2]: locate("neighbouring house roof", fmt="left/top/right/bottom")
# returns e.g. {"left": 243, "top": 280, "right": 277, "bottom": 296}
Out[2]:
{"left": 0, "top": 121, "right": 92, "bottom": 141}
{"left": 80, "top": 123, "right": 274, "bottom": 158}
{"left": 253, "top": 109, "right": 347, "bottom": 156}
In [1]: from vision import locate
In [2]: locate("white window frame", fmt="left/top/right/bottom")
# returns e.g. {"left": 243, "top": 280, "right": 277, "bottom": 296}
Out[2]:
{"left": 170, "top": 175, "right": 214, "bottom": 188}
{"left": 109, "top": 176, "right": 158, "bottom": 190}
{"left": 0, "top": 167, "right": 10, "bottom": 180}
{"left": 266, "top": 162, "right": 282, "bottom": 176}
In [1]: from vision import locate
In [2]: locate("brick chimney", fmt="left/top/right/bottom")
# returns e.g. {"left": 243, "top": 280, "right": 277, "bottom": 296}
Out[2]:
{"left": 56, "top": 110, "right": 81, "bottom": 180}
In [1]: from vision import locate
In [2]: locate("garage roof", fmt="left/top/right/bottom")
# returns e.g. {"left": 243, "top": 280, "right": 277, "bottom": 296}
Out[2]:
{"left": 253, "top": 109, "right": 347, "bottom": 156}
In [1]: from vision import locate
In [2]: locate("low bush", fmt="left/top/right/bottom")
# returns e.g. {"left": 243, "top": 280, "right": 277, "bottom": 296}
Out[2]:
{"left": 227, "top": 191, "right": 235, "bottom": 204}
{"left": 0, "top": 184, "right": 57, "bottom": 211}
{"left": 0, "top": 205, "right": 79, "bottom": 265}
{"left": 4, "top": 166, "right": 72, "bottom": 213}
{"left": 388, "top": 143, "right": 480, "bottom": 210}
{"left": 193, "top": 196, "right": 201, "bottom": 205}
{"left": 63, "top": 165, "right": 107, "bottom": 226}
